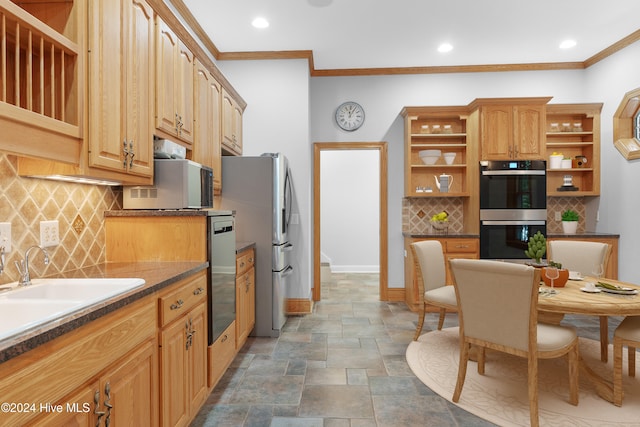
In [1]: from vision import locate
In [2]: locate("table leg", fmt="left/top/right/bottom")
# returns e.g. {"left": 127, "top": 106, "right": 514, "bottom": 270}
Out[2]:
{"left": 600, "top": 316, "right": 609, "bottom": 363}
{"left": 580, "top": 355, "right": 614, "bottom": 403}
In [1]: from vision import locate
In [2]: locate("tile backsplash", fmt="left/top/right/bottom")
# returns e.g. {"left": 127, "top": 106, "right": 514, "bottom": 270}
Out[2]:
{"left": 0, "top": 154, "right": 122, "bottom": 284}
{"left": 403, "top": 197, "right": 586, "bottom": 235}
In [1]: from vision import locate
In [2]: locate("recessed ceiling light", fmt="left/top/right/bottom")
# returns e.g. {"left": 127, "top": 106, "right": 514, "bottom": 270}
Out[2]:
{"left": 438, "top": 43, "right": 453, "bottom": 53}
{"left": 559, "top": 39, "right": 577, "bottom": 49}
{"left": 252, "top": 17, "right": 269, "bottom": 29}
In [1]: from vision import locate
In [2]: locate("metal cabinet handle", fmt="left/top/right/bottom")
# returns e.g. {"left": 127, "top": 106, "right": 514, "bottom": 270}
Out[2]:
{"left": 170, "top": 299, "right": 184, "bottom": 310}
{"left": 104, "top": 382, "right": 112, "bottom": 427}
{"left": 94, "top": 389, "right": 105, "bottom": 427}
{"left": 128, "top": 141, "right": 135, "bottom": 168}
{"left": 122, "top": 140, "right": 129, "bottom": 168}
{"left": 193, "top": 287, "right": 204, "bottom": 295}
{"left": 220, "top": 334, "right": 228, "bottom": 343}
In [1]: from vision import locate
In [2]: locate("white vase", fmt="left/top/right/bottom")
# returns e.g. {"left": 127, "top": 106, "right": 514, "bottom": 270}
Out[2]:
{"left": 562, "top": 221, "right": 578, "bottom": 234}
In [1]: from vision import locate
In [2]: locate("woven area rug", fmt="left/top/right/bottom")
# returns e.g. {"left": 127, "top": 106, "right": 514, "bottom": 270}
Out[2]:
{"left": 406, "top": 327, "right": 640, "bottom": 426}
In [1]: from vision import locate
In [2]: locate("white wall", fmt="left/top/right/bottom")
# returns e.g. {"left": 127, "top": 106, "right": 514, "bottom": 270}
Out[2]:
{"left": 583, "top": 42, "right": 640, "bottom": 282}
{"left": 217, "top": 59, "right": 312, "bottom": 299}
{"left": 217, "top": 39, "right": 640, "bottom": 299}
{"left": 320, "top": 150, "right": 379, "bottom": 272}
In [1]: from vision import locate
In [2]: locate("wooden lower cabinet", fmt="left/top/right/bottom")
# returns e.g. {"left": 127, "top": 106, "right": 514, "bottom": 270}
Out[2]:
{"left": 404, "top": 236, "right": 479, "bottom": 311}
{"left": 236, "top": 247, "right": 256, "bottom": 349}
{"left": 159, "top": 272, "right": 208, "bottom": 427}
{"left": 0, "top": 298, "right": 157, "bottom": 426}
{"left": 208, "top": 321, "right": 236, "bottom": 389}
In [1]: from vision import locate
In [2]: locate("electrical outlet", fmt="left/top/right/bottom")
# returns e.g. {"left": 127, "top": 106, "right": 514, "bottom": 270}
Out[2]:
{"left": 40, "top": 220, "right": 60, "bottom": 248}
{"left": 554, "top": 211, "right": 561, "bottom": 221}
{"left": 0, "top": 222, "right": 11, "bottom": 252}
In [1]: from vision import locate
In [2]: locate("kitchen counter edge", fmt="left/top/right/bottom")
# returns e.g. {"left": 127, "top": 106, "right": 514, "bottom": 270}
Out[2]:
{"left": 0, "top": 261, "right": 208, "bottom": 364}
{"left": 403, "top": 233, "right": 480, "bottom": 238}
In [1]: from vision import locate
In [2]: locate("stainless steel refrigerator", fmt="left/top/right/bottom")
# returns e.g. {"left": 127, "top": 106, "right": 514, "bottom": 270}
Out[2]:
{"left": 221, "top": 153, "right": 293, "bottom": 337}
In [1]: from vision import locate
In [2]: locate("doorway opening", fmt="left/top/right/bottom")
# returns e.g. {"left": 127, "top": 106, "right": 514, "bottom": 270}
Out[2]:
{"left": 313, "top": 142, "right": 388, "bottom": 302}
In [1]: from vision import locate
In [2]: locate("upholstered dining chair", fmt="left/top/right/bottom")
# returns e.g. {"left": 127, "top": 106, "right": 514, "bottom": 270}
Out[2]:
{"left": 548, "top": 240, "right": 612, "bottom": 362}
{"left": 410, "top": 240, "right": 457, "bottom": 341}
{"left": 613, "top": 315, "right": 640, "bottom": 406}
{"left": 450, "top": 259, "right": 579, "bottom": 427}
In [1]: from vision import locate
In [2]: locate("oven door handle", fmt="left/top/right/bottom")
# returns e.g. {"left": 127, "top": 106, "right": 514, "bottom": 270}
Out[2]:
{"left": 481, "top": 220, "right": 546, "bottom": 226}
{"left": 481, "top": 170, "right": 546, "bottom": 176}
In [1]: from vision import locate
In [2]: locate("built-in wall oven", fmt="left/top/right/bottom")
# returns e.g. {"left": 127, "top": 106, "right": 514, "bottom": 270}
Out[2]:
{"left": 479, "top": 160, "right": 547, "bottom": 259}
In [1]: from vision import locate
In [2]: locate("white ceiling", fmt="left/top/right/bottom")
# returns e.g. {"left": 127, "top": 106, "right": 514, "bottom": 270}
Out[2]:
{"left": 181, "top": 0, "right": 640, "bottom": 71}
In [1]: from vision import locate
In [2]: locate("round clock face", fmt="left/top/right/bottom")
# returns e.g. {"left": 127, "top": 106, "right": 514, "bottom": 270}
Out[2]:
{"left": 335, "top": 102, "right": 365, "bottom": 131}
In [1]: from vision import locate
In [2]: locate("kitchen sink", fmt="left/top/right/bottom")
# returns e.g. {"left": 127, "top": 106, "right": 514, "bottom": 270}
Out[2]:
{"left": 0, "top": 278, "right": 145, "bottom": 342}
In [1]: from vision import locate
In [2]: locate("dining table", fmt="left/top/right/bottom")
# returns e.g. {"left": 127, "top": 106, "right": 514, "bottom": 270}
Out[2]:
{"left": 537, "top": 276, "right": 640, "bottom": 404}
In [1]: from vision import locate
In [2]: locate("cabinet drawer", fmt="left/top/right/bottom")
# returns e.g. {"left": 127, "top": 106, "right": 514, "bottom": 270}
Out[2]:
{"left": 445, "top": 239, "right": 478, "bottom": 253}
{"left": 159, "top": 271, "right": 207, "bottom": 327}
{"left": 208, "top": 320, "right": 236, "bottom": 389}
{"left": 236, "top": 248, "right": 255, "bottom": 276}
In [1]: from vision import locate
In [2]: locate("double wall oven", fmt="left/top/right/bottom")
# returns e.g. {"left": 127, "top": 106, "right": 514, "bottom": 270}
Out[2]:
{"left": 479, "top": 160, "right": 547, "bottom": 260}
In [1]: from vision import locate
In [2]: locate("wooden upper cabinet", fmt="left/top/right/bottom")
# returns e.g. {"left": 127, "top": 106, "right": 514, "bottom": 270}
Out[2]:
{"left": 193, "top": 59, "right": 222, "bottom": 193}
{"left": 156, "top": 17, "right": 194, "bottom": 145}
{"left": 222, "top": 87, "right": 243, "bottom": 155}
{"left": 476, "top": 98, "right": 549, "bottom": 160}
{"left": 88, "top": 0, "right": 154, "bottom": 177}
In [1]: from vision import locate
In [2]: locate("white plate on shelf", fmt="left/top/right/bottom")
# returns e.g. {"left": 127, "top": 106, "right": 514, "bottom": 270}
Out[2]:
{"left": 580, "top": 287, "right": 601, "bottom": 293}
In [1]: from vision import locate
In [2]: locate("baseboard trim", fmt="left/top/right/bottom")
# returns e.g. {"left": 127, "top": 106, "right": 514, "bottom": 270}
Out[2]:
{"left": 386, "top": 287, "right": 405, "bottom": 302}
{"left": 286, "top": 298, "right": 313, "bottom": 315}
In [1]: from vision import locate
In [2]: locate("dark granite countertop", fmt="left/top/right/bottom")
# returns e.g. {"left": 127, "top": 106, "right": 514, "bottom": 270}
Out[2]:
{"left": 0, "top": 261, "right": 208, "bottom": 364}
{"left": 403, "top": 232, "right": 480, "bottom": 238}
{"left": 104, "top": 209, "right": 233, "bottom": 217}
{"left": 237, "top": 241, "right": 256, "bottom": 253}
{"left": 547, "top": 232, "right": 620, "bottom": 238}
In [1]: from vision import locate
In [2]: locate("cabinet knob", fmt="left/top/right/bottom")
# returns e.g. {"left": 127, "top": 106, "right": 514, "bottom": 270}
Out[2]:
{"left": 170, "top": 299, "right": 184, "bottom": 310}
{"left": 193, "top": 287, "right": 204, "bottom": 295}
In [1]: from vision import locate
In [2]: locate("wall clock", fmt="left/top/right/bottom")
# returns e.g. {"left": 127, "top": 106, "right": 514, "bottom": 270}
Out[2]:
{"left": 335, "top": 101, "right": 365, "bottom": 131}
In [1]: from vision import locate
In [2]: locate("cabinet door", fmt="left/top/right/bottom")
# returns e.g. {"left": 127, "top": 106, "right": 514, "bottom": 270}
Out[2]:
{"left": 88, "top": 0, "right": 153, "bottom": 177}
{"left": 125, "top": 0, "right": 154, "bottom": 176}
{"left": 177, "top": 40, "right": 194, "bottom": 144}
{"left": 221, "top": 88, "right": 234, "bottom": 149}
{"left": 481, "top": 105, "right": 513, "bottom": 159}
{"left": 160, "top": 316, "right": 189, "bottom": 427}
{"left": 100, "top": 339, "right": 158, "bottom": 427}
{"left": 156, "top": 18, "right": 179, "bottom": 137}
{"left": 193, "top": 60, "right": 222, "bottom": 192}
{"left": 236, "top": 269, "right": 248, "bottom": 345}
{"left": 513, "top": 105, "right": 545, "bottom": 159}
{"left": 233, "top": 102, "right": 243, "bottom": 154}
{"left": 27, "top": 381, "right": 99, "bottom": 427}
{"left": 87, "top": 0, "right": 125, "bottom": 172}
{"left": 187, "top": 304, "right": 208, "bottom": 418}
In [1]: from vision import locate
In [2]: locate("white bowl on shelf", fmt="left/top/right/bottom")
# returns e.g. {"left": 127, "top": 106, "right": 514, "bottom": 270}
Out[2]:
{"left": 443, "top": 152, "right": 456, "bottom": 165}
{"left": 419, "top": 149, "right": 441, "bottom": 165}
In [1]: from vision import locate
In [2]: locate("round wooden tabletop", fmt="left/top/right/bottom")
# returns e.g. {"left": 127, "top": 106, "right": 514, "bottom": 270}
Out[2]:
{"left": 538, "top": 277, "right": 640, "bottom": 316}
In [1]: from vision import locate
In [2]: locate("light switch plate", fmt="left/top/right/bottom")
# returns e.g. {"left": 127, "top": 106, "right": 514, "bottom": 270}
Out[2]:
{"left": 0, "top": 222, "right": 11, "bottom": 252}
{"left": 554, "top": 211, "right": 561, "bottom": 221}
{"left": 40, "top": 220, "right": 60, "bottom": 247}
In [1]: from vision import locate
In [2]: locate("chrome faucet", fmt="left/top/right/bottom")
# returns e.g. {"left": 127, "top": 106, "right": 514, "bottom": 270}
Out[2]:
{"left": 15, "top": 245, "right": 50, "bottom": 286}
{"left": 0, "top": 246, "right": 5, "bottom": 275}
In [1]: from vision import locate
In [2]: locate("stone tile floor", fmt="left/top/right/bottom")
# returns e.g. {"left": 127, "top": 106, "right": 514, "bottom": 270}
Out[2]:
{"left": 191, "top": 273, "right": 621, "bottom": 426}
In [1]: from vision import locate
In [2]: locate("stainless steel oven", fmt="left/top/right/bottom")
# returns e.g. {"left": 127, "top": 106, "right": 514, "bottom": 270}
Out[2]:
{"left": 480, "top": 160, "right": 547, "bottom": 259}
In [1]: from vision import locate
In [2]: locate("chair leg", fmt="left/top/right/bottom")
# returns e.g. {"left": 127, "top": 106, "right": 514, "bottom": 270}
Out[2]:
{"left": 527, "top": 353, "right": 539, "bottom": 427}
{"left": 600, "top": 316, "right": 608, "bottom": 363}
{"left": 629, "top": 346, "right": 636, "bottom": 378}
{"left": 567, "top": 343, "right": 579, "bottom": 406}
{"left": 413, "top": 307, "right": 426, "bottom": 341}
{"left": 477, "top": 346, "right": 486, "bottom": 375}
{"left": 614, "top": 336, "right": 623, "bottom": 407}
{"left": 453, "top": 342, "right": 470, "bottom": 403}
{"left": 437, "top": 308, "right": 446, "bottom": 330}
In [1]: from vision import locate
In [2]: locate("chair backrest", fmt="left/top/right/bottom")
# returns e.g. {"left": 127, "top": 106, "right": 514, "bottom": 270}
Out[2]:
{"left": 450, "top": 259, "right": 539, "bottom": 353}
{"left": 411, "top": 240, "right": 446, "bottom": 292}
{"left": 547, "top": 240, "right": 611, "bottom": 276}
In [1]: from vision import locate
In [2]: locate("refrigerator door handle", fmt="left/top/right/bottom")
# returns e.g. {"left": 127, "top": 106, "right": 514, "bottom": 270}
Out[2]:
{"left": 282, "top": 265, "right": 294, "bottom": 277}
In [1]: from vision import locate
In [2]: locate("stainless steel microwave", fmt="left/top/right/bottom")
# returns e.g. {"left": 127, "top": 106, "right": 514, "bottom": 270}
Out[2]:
{"left": 123, "top": 159, "right": 213, "bottom": 209}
